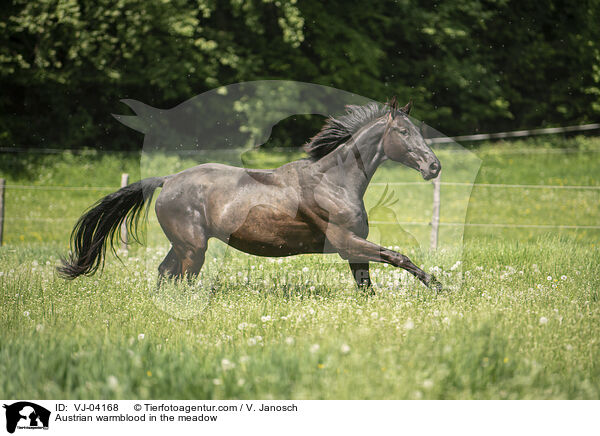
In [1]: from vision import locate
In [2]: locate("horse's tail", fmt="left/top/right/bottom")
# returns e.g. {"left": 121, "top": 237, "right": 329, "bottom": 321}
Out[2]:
{"left": 57, "top": 176, "right": 166, "bottom": 279}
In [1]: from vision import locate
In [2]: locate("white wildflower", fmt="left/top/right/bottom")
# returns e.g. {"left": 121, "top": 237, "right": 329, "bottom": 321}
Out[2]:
{"left": 221, "top": 359, "right": 235, "bottom": 371}
{"left": 107, "top": 376, "right": 119, "bottom": 390}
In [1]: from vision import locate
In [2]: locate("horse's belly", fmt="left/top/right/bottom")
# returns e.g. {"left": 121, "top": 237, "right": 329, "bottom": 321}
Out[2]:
{"left": 224, "top": 205, "right": 329, "bottom": 256}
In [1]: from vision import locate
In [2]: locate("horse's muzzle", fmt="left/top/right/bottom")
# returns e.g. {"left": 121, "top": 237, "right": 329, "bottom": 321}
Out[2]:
{"left": 422, "top": 160, "right": 441, "bottom": 180}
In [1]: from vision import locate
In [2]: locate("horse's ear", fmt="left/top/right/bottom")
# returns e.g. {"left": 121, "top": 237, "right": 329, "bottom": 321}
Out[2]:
{"left": 388, "top": 96, "right": 399, "bottom": 118}
{"left": 401, "top": 99, "right": 413, "bottom": 115}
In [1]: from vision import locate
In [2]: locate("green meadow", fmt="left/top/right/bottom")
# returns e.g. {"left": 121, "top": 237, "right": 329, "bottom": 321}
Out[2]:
{"left": 1, "top": 136, "right": 599, "bottom": 399}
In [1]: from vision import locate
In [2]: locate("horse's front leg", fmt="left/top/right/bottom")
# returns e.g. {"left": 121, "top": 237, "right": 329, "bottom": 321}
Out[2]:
{"left": 329, "top": 226, "right": 441, "bottom": 290}
{"left": 349, "top": 262, "right": 374, "bottom": 295}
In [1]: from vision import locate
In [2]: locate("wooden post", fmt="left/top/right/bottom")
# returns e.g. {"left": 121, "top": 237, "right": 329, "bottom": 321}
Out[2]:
{"left": 120, "top": 173, "right": 129, "bottom": 253}
{"left": 0, "top": 178, "right": 5, "bottom": 246}
{"left": 430, "top": 172, "right": 441, "bottom": 251}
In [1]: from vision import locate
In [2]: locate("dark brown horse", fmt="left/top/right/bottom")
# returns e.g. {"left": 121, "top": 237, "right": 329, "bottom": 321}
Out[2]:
{"left": 58, "top": 98, "right": 442, "bottom": 291}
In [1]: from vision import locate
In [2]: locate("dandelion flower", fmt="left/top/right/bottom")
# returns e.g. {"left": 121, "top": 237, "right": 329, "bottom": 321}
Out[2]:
{"left": 539, "top": 316, "right": 548, "bottom": 325}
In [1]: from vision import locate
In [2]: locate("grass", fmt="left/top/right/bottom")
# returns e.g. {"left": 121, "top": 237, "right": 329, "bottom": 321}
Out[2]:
{"left": 0, "top": 136, "right": 599, "bottom": 399}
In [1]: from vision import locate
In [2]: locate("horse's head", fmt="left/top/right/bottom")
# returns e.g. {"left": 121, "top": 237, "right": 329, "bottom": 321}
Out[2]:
{"left": 382, "top": 98, "right": 441, "bottom": 180}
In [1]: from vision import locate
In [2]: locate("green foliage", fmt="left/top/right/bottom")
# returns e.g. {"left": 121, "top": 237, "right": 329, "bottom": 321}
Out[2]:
{"left": 1, "top": 237, "right": 599, "bottom": 399}
{"left": 0, "top": 137, "right": 599, "bottom": 399}
{"left": 1, "top": 0, "right": 600, "bottom": 149}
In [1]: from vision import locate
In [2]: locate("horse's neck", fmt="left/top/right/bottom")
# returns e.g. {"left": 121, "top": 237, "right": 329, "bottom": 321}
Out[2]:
{"left": 317, "top": 119, "right": 387, "bottom": 197}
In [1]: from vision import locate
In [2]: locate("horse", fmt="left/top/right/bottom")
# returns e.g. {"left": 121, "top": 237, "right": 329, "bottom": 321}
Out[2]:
{"left": 58, "top": 97, "right": 442, "bottom": 291}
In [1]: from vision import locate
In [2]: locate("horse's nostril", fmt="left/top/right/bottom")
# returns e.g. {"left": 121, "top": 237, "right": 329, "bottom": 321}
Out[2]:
{"left": 429, "top": 161, "right": 440, "bottom": 172}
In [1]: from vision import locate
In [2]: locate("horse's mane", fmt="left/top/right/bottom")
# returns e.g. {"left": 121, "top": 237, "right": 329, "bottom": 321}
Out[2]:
{"left": 304, "top": 101, "right": 391, "bottom": 160}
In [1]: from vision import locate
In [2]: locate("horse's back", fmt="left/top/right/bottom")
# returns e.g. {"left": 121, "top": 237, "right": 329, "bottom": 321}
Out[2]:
{"left": 156, "top": 161, "right": 304, "bottom": 239}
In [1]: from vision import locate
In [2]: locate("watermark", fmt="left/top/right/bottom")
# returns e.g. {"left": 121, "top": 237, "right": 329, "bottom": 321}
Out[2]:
{"left": 0, "top": 400, "right": 595, "bottom": 435}
{"left": 111, "top": 81, "right": 481, "bottom": 318}
{"left": 3, "top": 402, "right": 50, "bottom": 434}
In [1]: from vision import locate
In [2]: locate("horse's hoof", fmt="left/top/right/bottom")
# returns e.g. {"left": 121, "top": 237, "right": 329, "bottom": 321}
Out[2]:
{"left": 428, "top": 276, "right": 444, "bottom": 293}
{"left": 358, "top": 286, "right": 376, "bottom": 296}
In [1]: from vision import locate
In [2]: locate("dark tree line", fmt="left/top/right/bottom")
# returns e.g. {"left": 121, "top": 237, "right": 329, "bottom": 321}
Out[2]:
{"left": 1, "top": 0, "right": 599, "bottom": 150}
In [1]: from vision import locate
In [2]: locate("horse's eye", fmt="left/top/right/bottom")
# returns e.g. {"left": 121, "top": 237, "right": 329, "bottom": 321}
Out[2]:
{"left": 400, "top": 128, "right": 409, "bottom": 136}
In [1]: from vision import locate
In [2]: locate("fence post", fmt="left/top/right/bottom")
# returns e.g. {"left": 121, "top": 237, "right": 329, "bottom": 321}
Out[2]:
{"left": 430, "top": 172, "right": 441, "bottom": 251}
{"left": 120, "top": 173, "right": 129, "bottom": 253}
{"left": 0, "top": 178, "right": 5, "bottom": 246}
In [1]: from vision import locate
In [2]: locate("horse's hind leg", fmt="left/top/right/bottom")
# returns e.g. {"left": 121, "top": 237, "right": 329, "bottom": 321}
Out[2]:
{"left": 157, "top": 247, "right": 182, "bottom": 288}
{"left": 157, "top": 238, "right": 207, "bottom": 287}
{"left": 177, "top": 237, "right": 207, "bottom": 283}
{"left": 155, "top": 189, "right": 209, "bottom": 286}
